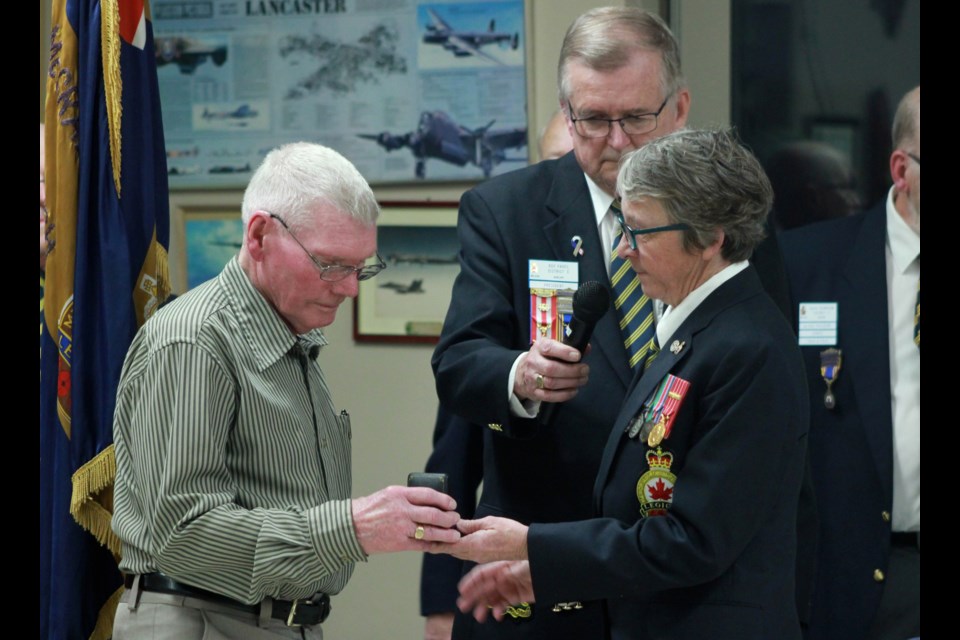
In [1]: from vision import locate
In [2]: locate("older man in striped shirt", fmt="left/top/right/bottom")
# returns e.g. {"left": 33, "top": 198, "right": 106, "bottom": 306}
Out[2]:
{"left": 111, "top": 143, "right": 460, "bottom": 639}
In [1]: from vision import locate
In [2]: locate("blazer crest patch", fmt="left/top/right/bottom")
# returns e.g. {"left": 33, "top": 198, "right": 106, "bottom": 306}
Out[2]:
{"left": 637, "top": 447, "right": 676, "bottom": 518}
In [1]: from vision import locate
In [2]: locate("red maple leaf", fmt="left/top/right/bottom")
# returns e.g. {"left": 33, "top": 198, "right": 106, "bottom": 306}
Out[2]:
{"left": 648, "top": 479, "right": 673, "bottom": 501}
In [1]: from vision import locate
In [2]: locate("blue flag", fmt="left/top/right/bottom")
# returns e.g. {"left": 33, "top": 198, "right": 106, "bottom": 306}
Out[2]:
{"left": 41, "top": 0, "right": 170, "bottom": 637}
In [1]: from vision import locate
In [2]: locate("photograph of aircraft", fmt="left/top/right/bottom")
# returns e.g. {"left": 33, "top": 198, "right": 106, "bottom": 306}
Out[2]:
{"left": 422, "top": 7, "right": 518, "bottom": 65}
{"left": 358, "top": 110, "right": 527, "bottom": 179}
{"left": 201, "top": 104, "right": 258, "bottom": 125}
{"left": 379, "top": 279, "right": 425, "bottom": 294}
{"left": 155, "top": 37, "right": 227, "bottom": 75}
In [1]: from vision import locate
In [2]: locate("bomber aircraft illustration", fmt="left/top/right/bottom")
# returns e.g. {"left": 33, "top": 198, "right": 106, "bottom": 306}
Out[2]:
{"left": 422, "top": 8, "right": 519, "bottom": 65}
{"left": 359, "top": 110, "right": 527, "bottom": 179}
{"left": 379, "top": 279, "right": 426, "bottom": 294}
{"left": 155, "top": 37, "right": 227, "bottom": 75}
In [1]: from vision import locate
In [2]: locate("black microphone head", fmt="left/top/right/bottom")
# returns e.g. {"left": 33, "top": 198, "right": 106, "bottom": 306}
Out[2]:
{"left": 572, "top": 280, "right": 611, "bottom": 324}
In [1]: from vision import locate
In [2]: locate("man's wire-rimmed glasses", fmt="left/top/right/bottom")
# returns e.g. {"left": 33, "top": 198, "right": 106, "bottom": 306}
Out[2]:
{"left": 268, "top": 213, "right": 386, "bottom": 282}
{"left": 569, "top": 94, "right": 671, "bottom": 139}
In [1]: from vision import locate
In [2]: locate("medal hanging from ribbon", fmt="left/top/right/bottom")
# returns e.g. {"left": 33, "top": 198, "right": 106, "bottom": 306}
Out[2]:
{"left": 819, "top": 348, "right": 842, "bottom": 410}
{"left": 530, "top": 289, "right": 561, "bottom": 343}
{"left": 627, "top": 374, "right": 690, "bottom": 446}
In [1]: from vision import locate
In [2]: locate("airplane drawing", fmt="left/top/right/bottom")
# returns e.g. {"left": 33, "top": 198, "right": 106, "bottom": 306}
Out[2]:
{"left": 201, "top": 104, "right": 259, "bottom": 125}
{"left": 422, "top": 7, "right": 519, "bottom": 65}
{"left": 379, "top": 279, "right": 426, "bottom": 294}
{"left": 358, "top": 110, "right": 527, "bottom": 179}
{"left": 155, "top": 37, "right": 227, "bottom": 75}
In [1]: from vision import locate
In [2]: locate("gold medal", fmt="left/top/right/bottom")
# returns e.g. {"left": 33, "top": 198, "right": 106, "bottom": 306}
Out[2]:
{"left": 647, "top": 415, "right": 666, "bottom": 447}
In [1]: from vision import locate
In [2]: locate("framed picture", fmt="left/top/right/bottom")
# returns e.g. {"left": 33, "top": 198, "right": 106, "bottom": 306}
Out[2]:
{"left": 354, "top": 202, "right": 460, "bottom": 343}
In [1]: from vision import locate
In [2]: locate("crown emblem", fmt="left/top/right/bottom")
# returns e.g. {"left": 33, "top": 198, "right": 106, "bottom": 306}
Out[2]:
{"left": 646, "top": 447, "right": 674, "bottom": 470}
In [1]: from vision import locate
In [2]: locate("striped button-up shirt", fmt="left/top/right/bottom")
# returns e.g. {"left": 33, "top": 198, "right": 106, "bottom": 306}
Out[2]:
{"left": 113, "top": 257, "right": 367, "bottom": 604}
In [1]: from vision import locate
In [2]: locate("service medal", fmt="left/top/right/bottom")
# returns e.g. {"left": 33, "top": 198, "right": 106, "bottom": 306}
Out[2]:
{"left": 819, "top": 348, "right": 842, "bottom": 410}
{"left": 647, "top": 415, "right": 667, "bottom": 447}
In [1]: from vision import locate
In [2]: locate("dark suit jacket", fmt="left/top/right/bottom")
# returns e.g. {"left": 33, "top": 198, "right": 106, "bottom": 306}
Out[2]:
{"left": 780, "top": 203, "right": 898, "bottom": 640}
{"left": 433, "top": 152, "right": 630, "bottom": 638}
{"left": 420, "top": 406, "right": 484, "bottom": 616}
{"left": 526, "top": 267, "right": 808, "bottom": 640}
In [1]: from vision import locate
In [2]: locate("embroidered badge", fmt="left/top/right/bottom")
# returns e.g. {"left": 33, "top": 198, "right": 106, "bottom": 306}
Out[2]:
{"left": 504, "top": 602, "right": 533, "bottom": 620}
{"left": 637, "top": 447, "right": 676, "bottom": 518}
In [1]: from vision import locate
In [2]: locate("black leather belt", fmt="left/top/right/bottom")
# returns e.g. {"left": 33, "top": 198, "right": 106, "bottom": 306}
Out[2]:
{"left": 891, "top": 531, "right": 920, "bottom": 549}
{"left": 124, "top": 573, "right": 331, "bottom": 626}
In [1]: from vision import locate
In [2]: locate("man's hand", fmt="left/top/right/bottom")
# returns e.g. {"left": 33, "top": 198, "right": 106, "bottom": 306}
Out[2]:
{"left": 427, "top": 516, "right": 529, "bottom": 564}
{"left": 352, "top": 486, "right": 460, "bottom": 555}
{"left": 514, "top": 337, "right": 589, "bottom": 403}
{"left": 423, "top": 612, "right": 454, "bottom": 640}
{"left": 457, "top": 560, "right": 535, "bottom": 623}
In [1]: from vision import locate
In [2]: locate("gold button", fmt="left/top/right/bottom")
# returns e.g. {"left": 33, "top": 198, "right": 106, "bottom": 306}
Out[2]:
{"left": 873, "top": 569, "right": 885, "bottom": 582}
{"left": 881, "top": 511, "right": 891, "bottom": 522}
{"left": 488, "top": 423, "right": 503, "bottom": 432}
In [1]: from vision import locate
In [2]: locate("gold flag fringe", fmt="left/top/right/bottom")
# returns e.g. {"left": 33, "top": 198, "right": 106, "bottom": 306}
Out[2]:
{"left": 70, "top": 444, "right": 121, "bottom": 556}
{"left": 100, "top": 0, "right": 123, "bottom": 197}
{"left": 90, "top": 586, "right": 123, "bottom": 640}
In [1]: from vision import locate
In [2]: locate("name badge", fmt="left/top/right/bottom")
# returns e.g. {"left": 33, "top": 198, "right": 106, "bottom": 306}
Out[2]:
{"left": 529, "top": 260, "right": 578, "bottom": 343}
{"left": 798, "top": 302, "right": 838, "bottom": 346}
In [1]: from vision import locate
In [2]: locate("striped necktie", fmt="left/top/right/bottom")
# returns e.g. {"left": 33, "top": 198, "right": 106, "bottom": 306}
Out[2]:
{"left": 609, "top": 201, "right": 657, "bottom": 371}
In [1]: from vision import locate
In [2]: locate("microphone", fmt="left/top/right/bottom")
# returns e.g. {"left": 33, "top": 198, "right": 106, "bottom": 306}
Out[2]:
{"left": 539, "top": 281, "right": 611, "bottom": 426}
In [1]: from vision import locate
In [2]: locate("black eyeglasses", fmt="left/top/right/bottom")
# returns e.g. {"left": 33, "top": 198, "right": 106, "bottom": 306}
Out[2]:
{"left": 569, "top": 95, "right": 671, "bottom": 139}
{"left": 268, "top": 213, "right": 386, "bottom": 282}
{"left": 614, "top": 210, "right": 689, "bottom": 250}
{"left": 907, "top": 152, "right": 921, "bottom": 166}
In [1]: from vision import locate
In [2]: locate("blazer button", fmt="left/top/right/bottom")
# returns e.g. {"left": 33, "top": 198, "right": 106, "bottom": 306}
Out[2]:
{"left": 488, "top": 423, "right": 503, "bottom": 432}
{"left": 873, "top": 569, "right": 885, "bottom": 582}
{"left": 881, "top": 511, "right": 891, "bottom": 522}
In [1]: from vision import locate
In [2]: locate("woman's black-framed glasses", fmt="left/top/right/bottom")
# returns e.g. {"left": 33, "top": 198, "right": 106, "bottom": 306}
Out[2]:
{"left": 615, "top": 210, "right": 689, "bottom": 250}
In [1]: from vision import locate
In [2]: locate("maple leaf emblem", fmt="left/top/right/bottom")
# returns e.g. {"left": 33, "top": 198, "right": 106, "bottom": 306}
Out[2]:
{"left": 648, "top": 479, "right": 673, "bottom": 501}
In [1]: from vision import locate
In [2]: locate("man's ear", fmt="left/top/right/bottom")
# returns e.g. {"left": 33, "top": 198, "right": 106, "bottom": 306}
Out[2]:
{"left": 245, "top": 212, "right": 269, "bottom": 261}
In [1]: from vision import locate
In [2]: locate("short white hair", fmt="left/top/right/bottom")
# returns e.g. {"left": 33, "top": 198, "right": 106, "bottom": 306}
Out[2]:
{"left": 241, "top": 142, "right": 379, "bottom": 232}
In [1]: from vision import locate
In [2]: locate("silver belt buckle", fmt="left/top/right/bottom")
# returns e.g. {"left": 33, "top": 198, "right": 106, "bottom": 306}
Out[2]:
{"left": 286, "top": 599, "right": 301, "bottom": 627}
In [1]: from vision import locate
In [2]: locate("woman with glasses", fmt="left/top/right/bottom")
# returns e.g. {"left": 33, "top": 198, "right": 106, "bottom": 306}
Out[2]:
{"left": 436, "top": 129, "right": 809, "bottom": 640}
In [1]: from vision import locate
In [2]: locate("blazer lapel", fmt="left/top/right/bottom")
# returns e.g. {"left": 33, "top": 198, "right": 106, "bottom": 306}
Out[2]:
{"left": 839, "top": 206, "right": 893, "bottom": 496}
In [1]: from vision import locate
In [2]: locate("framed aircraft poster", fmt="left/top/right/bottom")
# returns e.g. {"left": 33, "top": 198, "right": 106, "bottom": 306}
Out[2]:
{"left": 354, "top": 202, "right": 459, "bottom": 343}
{"left": 153, "top": 0, "right": 529, "bottom": 188}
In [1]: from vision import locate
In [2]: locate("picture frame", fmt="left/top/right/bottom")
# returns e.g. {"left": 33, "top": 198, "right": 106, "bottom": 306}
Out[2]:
{"left": 354, "top": 201, "right": 460, "bottom": 344}
{"left": 168, "top": 192, "right": 245, "bottom": 294}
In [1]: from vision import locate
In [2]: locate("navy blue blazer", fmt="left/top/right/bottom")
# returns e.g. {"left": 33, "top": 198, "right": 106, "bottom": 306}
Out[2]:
{"left": 433, "top": 152, "right": 628, "bottom": 638}
{"left": 527, "top": 267, "right": 808, "bottom": 640}
{"left": 420, "top": 406, "right": 484, "bottom": 616}
{"left": 780, "top": 203, "right": 898, "bottom": 640}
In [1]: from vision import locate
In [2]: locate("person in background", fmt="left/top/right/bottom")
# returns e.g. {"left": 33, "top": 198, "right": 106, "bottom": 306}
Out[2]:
{"left": 111, "top": 142, "right": 461, "bottom": 640}
{"left": 537, "top": 110, "right": 574, "bottom": 161}
{"left": 766, "top": 140, "right": 861, "bottom": 230}
{"left": 780, "top": 85, "right": 920, "bottom": 640}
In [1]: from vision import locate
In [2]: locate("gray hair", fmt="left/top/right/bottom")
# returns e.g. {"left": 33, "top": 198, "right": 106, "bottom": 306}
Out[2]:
{"left": 241, "top": 142, "right": 379, "bottom": 232}
{"left": 617, "top": 129, "right": 772, "bottom": 262}
{"left": 558, "top": 7, "right": 684, "bottom": 103}
{"left": 891, "top": 86, "right": 920, "bottom": 150}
